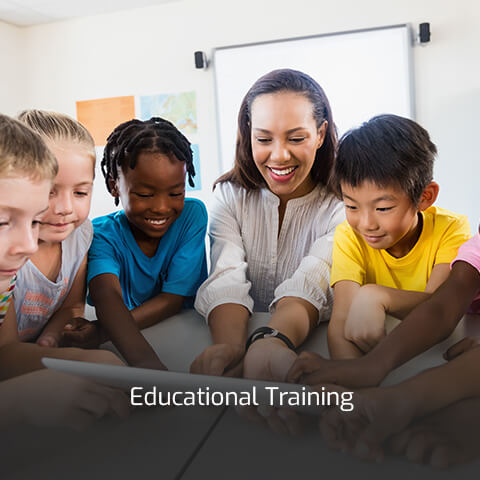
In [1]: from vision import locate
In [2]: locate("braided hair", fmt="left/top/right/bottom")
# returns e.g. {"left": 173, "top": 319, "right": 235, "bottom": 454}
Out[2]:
{"left": 101, "top": 117, "right": 195, "bottom": 206}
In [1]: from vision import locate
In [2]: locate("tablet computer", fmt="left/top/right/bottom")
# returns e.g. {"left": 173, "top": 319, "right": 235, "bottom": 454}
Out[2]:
{"left": 42, "top": 358, "right": 338, "bottom": 413}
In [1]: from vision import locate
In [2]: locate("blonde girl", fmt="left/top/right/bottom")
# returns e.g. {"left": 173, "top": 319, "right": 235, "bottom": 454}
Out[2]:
{"left": 16, "top": 110, "right": 95, "bottom": 346}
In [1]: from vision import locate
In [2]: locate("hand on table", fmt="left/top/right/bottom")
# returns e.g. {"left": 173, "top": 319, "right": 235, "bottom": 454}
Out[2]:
{"left": 237, "top": 337, "right": 303, "bottom": 435}
{"left": 318, "top": 385, "right": 415, "bottom": 462}
{"left": 443, "top": 336, "right": 480, "bottom": 361}
{"left": 60, "top": 317, "right": 103, "bottom": 349}
{"left": 243, "top": 337, "right": 297, "bottom": 382}
{"left": 190, "top": 344, "right": 244, "bottom": 377}
{"left": 286, "top": 351, "right": 385, "bottom": 389}
{"left": 5, "top": 369, "right": 130, "bottom": 430}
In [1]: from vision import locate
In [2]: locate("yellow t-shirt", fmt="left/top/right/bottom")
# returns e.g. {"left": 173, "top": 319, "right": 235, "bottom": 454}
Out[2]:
{"left": 331, "top": 206, "right": 471, "bottom": 291}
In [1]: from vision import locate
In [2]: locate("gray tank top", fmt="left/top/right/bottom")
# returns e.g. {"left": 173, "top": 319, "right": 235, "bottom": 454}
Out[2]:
{"left": 14, "top": 220, "right": 93, "bottom": 341}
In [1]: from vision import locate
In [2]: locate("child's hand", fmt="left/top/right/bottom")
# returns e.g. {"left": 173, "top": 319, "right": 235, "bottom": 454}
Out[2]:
{"left": 286, "top": 351, "right": 385, "bottom": 388}
{"left": 388, "top": 397, "right": 480, "bottom": 469}
{"left": 190, "top": 344, "right": 244, "bottom": 377}
{"left": 61, "top": 317, "right": 103, "bottom": 349}
{"left": 7, "top": 369, "right": 130, "bottom": 430}
{"left": 318, "top": 385, "right": 415, "bottom": 461}
{"left": 344, "top": 285, "right": 387, "bottom": 353}
{"left": 443, "top": 336, "right": 480, "bottom": 361}
{"left": 36, "top": 332, "right": 61, "bottom": 348}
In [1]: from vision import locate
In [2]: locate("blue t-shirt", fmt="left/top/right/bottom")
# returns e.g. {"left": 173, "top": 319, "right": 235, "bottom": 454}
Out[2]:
{"left": 87, "top": 198, "right": 208, "bottom": 309}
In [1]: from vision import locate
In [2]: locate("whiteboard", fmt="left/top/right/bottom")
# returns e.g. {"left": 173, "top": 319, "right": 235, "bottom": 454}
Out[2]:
{"left": 213, "top": 25, "right": 414, "bottom": 173}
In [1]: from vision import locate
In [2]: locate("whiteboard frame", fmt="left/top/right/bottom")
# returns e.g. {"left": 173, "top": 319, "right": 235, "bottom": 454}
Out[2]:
{"left": 212, "top": 24, "right": 416, "bottom": 173}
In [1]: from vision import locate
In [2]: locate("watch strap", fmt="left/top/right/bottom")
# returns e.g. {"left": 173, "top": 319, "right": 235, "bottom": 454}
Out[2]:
{"left": 245, "top": 326, "right": 295, "bottom": 351}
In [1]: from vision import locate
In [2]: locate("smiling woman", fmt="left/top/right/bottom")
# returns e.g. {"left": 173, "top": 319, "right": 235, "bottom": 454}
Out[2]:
{"left": 192, "top": 69, "right": 344, "bottom": 382}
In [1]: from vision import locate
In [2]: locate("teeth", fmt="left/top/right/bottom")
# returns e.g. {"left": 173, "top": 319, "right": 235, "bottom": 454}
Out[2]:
{"left": 147, "top": 218, "right": 167, "bottom": 225}
{"left": 270, "top": 167, "right": 295, "bottom": 176}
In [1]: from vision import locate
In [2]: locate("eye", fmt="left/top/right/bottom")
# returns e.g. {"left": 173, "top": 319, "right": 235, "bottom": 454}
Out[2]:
{"left": 0, "top": 221, "right": 8, "bottom": 227}
{"left": 345, "top": 205, "right": 357, "bottom": 210}
{"left": 289, "top": 137, "right": 306, "bottom": 143}
{"left": 74, "top": 191, "right": 89, "bottom": 197}
{"left": 134, "top": 192, "right": 153, "bottom": 198}
{"left": 376, "top": 207, "right": 393, "bottom": 212}
{"left": 170, "top": 191, "right": 185, "bottom": 197}
{"left": 255, "top": 137, "right": 272, "bottom": 144}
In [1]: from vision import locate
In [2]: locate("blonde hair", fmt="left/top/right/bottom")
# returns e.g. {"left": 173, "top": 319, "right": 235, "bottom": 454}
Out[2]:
{"left": 18, "top": 109, "right": 96, "bottom": 163}
{"left": 0, "top": 113, "right": 58, "bottom": 181}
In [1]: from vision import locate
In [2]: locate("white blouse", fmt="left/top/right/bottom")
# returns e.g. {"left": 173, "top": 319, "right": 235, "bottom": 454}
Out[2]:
{"left": 195, "top": 181, "right": 345, "bottom": 322}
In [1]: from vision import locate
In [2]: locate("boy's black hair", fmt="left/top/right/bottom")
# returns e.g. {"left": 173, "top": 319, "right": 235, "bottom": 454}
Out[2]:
{"left": 332, "top": 114, "right": 437, "bottom": 205}
{"left": 101, "top": 117, "right": 195, "bottom": 205}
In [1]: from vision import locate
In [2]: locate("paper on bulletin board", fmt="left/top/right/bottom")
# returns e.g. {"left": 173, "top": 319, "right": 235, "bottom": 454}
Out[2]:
{"left": 76, "top": 96, "right": 135, "bottom": 146}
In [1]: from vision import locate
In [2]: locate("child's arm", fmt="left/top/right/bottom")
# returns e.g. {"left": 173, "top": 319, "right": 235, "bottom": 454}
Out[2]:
{"left": 130, "top": 292, "right": 184, "bottom": 330}
{"left": 318, "top": 345, "right": 480, "bottom": 461}
{"left": 89, "top": 273, "right": 167, "bottom": 370}
{"left": 327, "top": 280, "right": 364, "bottom": 359}
{"left": 36, "top": 254, "right": 88, "bottom": 348}
{"left": 0, "top": 336, "right": 124, "bottom": 380}
{"left": 0, "top": 304, "right": 20, "bottom": 348}
{"left": 288, "top": 260, "right": 480, "bottom": 388}
{"left": 343, "top": 263, "right": 450, "bottom": 353}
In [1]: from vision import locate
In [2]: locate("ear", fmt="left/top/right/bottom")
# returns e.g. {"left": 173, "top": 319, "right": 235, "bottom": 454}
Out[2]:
{"left": 107, "top": 177, "right": 119, "bottom": 198}
{"left": 316, "top": 120, "right": 328, "bottom": 149}
{"left": 417, "top": 181, "right": 439, "bottom": 211}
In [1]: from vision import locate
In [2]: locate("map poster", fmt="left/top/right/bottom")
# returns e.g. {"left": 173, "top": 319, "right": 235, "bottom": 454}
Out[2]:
{"left": 139, "top": 92, "right": 197, "bottom": 134}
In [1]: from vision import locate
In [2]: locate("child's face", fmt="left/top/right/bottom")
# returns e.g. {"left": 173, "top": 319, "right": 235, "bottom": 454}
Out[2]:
{"left": 113, "top": 152, "right": 186, "bottom": 242}
{"left": 40, "top": 141, "right": 94, "bottom": 243}
{"left": 0, "top": 176, "right": 50, "bottom": 291}
{"left": 250, "top": 91, "right": 326, "bottom": 202}
{"left": 341, "top": 181, "right": 421, "bottom": 258}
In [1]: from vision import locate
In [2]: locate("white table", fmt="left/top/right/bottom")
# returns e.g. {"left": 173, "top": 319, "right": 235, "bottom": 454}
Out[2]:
{"left": 11, "top": 309, "right": 476, "bottom": 480}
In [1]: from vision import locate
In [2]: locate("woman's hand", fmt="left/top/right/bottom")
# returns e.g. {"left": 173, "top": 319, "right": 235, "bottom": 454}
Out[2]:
{"left": 243, "top": 337, "right": 297, "bottom": 382}
{"left": 237, "top": 338, "right": 301, "bottom": 435}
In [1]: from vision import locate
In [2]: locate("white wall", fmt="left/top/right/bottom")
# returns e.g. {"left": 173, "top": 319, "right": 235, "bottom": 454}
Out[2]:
{"left": 5, "top": 0, "right": 480, "bottom": 227}
{"left": 0, "top": 20, "right": 26, "bottom": 115}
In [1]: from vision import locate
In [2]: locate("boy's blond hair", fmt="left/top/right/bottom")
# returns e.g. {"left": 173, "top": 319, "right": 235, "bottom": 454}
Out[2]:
{"left": 0, "top": 113, "right": 58, "bottom": 181}
{"left": 18, "top": 109, "right": 96, "bottom": 163}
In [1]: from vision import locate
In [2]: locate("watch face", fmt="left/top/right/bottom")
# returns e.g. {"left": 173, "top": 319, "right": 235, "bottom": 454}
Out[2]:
{"left": 264, "top": 328, "right": 279, "bottom": 338}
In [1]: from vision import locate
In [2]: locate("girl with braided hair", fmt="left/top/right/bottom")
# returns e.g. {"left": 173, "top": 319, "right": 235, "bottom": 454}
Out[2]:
{"left": 83, "top": 117, "right": 207, "bottom": 370}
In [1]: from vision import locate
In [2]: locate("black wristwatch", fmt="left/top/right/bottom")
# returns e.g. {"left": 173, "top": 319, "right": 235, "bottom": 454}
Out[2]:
{"left": 245, "top": 326, "right": 296, "bottom": 351}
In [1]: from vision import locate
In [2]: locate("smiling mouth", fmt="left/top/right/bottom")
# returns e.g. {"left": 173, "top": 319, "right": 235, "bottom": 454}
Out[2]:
{"left": 146, "top": 218, "right": 168, "bottom": 226}
{"left": 267, "top": 166, "right": 297, "bottom": 176}
{"left": 43, "top": 221, "right": 74, "bottom": 227}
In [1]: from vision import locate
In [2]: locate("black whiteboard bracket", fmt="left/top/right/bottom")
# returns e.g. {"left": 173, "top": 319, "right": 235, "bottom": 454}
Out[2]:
{"left": 416, "top": 22, "right": 431, "bottom": 45}
{"left": 194, "top": 51, "right": 209, "bottom": 70}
